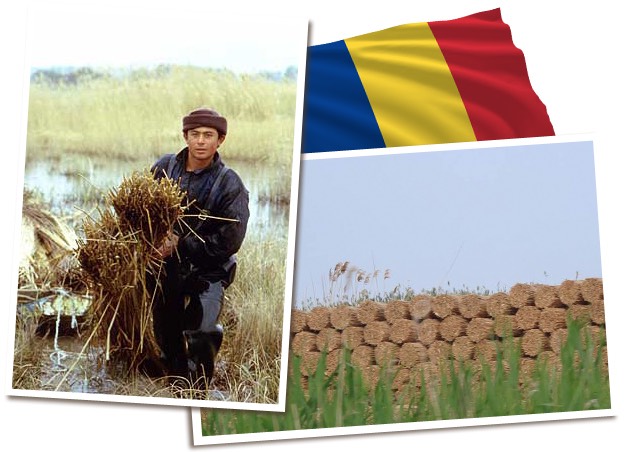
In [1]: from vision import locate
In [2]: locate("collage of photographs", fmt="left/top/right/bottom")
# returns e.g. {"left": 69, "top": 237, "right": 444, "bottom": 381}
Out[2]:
{"left": 0, "top": 0, "right": 621, "bottom": 451}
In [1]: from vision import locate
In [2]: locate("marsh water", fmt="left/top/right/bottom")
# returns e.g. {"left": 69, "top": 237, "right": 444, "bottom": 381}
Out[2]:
{"left": 24, "top": 157, "right": 290, "bottom": 235}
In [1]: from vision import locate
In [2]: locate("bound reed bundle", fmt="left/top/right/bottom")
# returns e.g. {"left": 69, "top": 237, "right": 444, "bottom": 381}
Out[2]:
{"left": 307, "top": 306, "right": 332, "bottom": 332}
{"left": 341, "top": 326, "right": 365, "bottom": 350}
{"left": 110, "top": 172, "right": 185, "bottom": 246}
{"left": 456, "top": 294, "right": 488, "bottom": 319}
{"left": 291, "top": 331, "right": 318, "bottom": 355}
{"left": 451, "top": 335, "right": 475, "bottom": 361}
{"left": 508, "top": 283, "right": 536, "bottom": 309}
{"left": 329, "top": 305, "right": 363, "bottom": 330}
{"left": 514, "top": 305, "right": 541, "bottom": 331}
{"left": 388, "top": 318, "right": 419, "bottom": 344}
{"left": 316, "top": 327, "right": 342, "bottom": 352}
{"left": 290, "top": 309, "right": 309, "bottom": 334}
{"left": 77, "top": 170, "right": 185, "bottom": 372}
{"left": 19, "top": 189, "right": 79, "bottom": 292}
{"left": 466, "top": 317, "right": 494, "bottom": 342}
{"left": 398, "top": 342, "right": 428, "bottom": 368}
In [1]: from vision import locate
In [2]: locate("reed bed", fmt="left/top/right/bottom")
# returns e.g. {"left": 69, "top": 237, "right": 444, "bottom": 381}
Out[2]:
{"left": 26, "top": 66, "right": 296, "bottom": 166}
{"left": 214, "top": 232, "right": 287, "bottom": 404}
{"left": 76, "top": 170, "right": 184, "bottom": 373}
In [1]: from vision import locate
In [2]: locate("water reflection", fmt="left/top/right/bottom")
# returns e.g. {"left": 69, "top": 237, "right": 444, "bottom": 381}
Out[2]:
{"left": 23, "top": 158, "right": 290, "bottom": 235}
{"left": 40, "top": 336, "right": 118, "bottom": 394}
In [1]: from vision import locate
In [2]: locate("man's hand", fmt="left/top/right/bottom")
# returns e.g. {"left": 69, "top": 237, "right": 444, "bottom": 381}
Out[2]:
{"left": 156, "top": 233, "right": 179, "bottom": 258}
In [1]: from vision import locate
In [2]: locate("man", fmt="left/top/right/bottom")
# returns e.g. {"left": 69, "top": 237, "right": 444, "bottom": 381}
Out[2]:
{"left": 150, "top": 107, "right": 250, "bottom": 387}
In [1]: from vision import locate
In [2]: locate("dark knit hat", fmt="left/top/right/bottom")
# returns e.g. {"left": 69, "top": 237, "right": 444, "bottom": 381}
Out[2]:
{"left": 182, "top": 108, "right": 227, "bottom": 135}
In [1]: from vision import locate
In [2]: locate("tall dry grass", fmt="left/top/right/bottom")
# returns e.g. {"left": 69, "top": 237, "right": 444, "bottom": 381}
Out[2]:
{"left": 26, "top": 66, "right": 296, "bottom": 166}
{"left": 216, "top": 232, "right": 287, "bottom": 403}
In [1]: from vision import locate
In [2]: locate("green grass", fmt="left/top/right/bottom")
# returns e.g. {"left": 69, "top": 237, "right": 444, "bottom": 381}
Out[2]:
{"left": 201, "top": 319, "right": 610, "bottom": 435}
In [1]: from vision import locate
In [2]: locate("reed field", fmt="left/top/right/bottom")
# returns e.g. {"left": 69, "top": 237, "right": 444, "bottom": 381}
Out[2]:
{"left": 13, "top": 64, "right": 296, "bottom": 403}
{"left": 27, "top": 65, "right": 297, "bottom": 168}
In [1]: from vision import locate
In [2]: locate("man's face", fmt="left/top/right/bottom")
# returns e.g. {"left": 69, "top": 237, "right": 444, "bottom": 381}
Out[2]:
{"left": 184, "top": 126, "right": 224, "bottom": 167}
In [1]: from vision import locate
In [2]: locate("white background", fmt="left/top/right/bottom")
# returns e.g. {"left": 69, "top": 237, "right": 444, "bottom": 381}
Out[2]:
{"left": 1, "top": 0, "right": 621, "bottom": 451}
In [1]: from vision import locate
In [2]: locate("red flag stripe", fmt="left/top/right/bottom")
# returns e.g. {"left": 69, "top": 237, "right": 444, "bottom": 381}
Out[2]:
{"left": 429, "top": 9, "right": 555, "bottom": 140}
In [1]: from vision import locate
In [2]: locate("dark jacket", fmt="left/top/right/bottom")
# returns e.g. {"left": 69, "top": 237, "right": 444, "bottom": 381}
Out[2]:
{"left": 151, "top": 148, "right": 250, "bottom": 282}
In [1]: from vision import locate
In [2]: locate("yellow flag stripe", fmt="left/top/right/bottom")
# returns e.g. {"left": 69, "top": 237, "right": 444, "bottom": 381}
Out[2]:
{"left": 344, "top": 22, "right": 477, "bottom": 147}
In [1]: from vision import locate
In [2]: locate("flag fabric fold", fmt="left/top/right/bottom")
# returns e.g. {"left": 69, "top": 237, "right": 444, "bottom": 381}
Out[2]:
{"left": 302, "top": 8, "right": 555, "bottom": 154}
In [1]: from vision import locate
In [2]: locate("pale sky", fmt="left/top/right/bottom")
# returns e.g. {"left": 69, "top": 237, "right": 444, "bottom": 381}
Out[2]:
{"left": 294, "top": 138, "right": 602, "bottom": 306}
{"left": 26, "top": 2, "right": 306, "bottom": 72}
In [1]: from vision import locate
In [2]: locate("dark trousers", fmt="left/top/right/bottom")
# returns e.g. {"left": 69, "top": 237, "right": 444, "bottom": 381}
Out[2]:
{"left": 151, "top": 258, "right": 224, "bottom": 376}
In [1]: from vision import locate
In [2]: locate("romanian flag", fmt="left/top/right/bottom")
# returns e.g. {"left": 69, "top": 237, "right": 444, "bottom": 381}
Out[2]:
{"left": 302, "top": 8, "right": 555, "bottom": 153}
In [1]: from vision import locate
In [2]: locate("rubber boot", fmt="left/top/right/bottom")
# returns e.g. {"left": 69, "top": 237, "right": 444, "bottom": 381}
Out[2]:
{"left": 183, "top": 325, "right": 223, "bottom": 388}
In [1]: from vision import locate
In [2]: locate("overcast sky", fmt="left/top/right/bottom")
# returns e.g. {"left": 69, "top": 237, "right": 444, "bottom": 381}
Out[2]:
{"left": 25, "top": 3, "right": 306, "bottom": 72}
{"left": 293, "top": 137, "right": 602, "bottom": 307}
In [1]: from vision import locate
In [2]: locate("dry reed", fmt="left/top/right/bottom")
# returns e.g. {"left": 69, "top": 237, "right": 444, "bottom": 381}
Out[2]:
{"left": 388, "top": 318, "right": 419, "bottom": 344}
{"left": 539, "top": 308, "right": 567, "bottom": 333}
{"left": 430, "top": 294, "right": 458, "bottom": 319}
{"left": 590, "top": 299, "right": 606, "bottom": 325}
{"left": 307, "top": 306, "right": 332, "bottom": 332}
{"left": 409, "top": 294, "right": 433, "bottom": 320}
{"left": 534, "top": 284, "right": 564, "bottom": 309}
{"left": 515, "top": 305, "right": 541, "bottom": 331}
{"left": 451, "top": 335, "right": 475, "bottom": 361}
{"left": 580, "top": 278, "right": 603, "bottom": 304}
{"left": 384, "top": 300, "right": 411, "bottom": 324}
{"left": 291, "top": 331, "right": 318, "bottom": 355}
{"left": 508, "top": 283, "right": 536, "bottom": 309}
{"left": 456, "top": 294, "right": 488, "bottom": 319}
{"left": 485, "top": 292, "right": 513, "bottom": 318}
{"left": 341, "top": 326, "right": 365, "bottom": 350}
{"left": 76, "top": 170, "right": 184, "bottom": 373}
{"left": 19, "top": 189, "right": 79, "bottom": 292}
{"left": 398, "top": 342, "right": 428, "bottom": 368}
{"left": 466, "top": 318, "right": 494, "bottom": 342}
{"left": 329, "top": 305, "right": 363, "bottom": 330}
{"left": 290, "top": 309, "right": 309, "bottom": 334}
{"left": 521, "top": 328, "right": 548, "bottom": 357}
{"left": 558, "top": 279, "right": 583, "bottom": 306}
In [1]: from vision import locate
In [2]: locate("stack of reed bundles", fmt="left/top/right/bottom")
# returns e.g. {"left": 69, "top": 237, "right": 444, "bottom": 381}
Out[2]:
{"left": 289, "top": 278, "right": 607, "bottom": 394}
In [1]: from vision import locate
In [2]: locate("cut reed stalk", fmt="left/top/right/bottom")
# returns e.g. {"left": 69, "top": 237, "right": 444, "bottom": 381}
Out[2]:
{"left": 456, "top": 294, "right": 488, "bottom": 319}
{"left": 508, "top": 283, "right": 536, "bottom": 309}
{"left": 76, "top": 170, "right": 184, "bottom": 373}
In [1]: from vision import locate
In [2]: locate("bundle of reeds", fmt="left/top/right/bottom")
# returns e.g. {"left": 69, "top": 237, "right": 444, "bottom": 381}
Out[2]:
{"left": 110, "top": 172, "right": 184, "bottom": 246}
{"left": 76, "top": 170, "right": 185, "bottom": 372}
{"left": 19, "top": 189, "right": 79, "bottom": 294}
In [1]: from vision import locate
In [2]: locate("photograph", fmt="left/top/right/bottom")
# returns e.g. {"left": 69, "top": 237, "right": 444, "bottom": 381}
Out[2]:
{"left": 6, "top": 1, "right": 307, "bottom": 410}
{"left": 193, "top": 136, "right": 611, "bottom": 444}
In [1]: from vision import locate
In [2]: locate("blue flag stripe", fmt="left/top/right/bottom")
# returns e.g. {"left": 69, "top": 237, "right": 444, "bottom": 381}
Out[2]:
{"left": 303, "top": 40, "right": 385, "bottom": 153}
